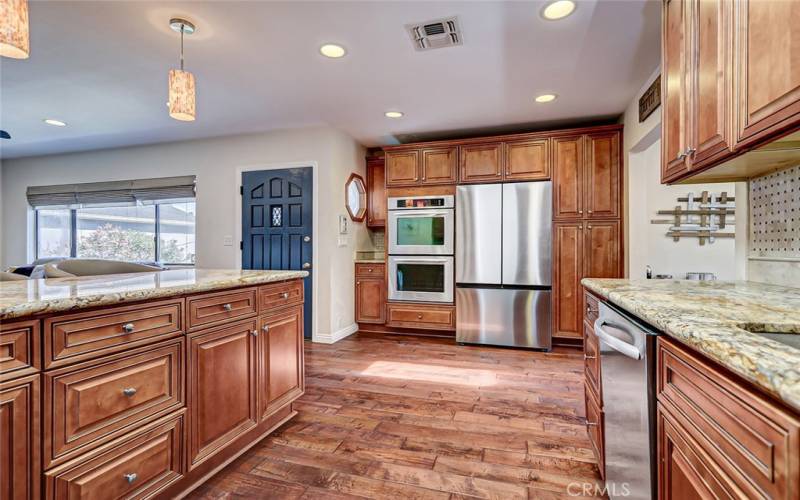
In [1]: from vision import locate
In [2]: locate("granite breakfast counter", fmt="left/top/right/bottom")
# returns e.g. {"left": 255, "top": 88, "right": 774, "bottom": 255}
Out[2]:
{"left": 581, "top": 278, "right": 800, "bottom": 411}
{"left": 0, "top": 268, "right": 308, "bottom": 320}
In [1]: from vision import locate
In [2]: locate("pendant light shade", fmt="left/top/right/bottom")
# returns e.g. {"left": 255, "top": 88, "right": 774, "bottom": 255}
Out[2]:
{"left": 168, "top": 18, "right": 196, "bottom": 122}
{"left": 168, "top": 68, "right": 196, "bottom": 121}
{"left": 0, "top": 0, "right": 30, "bottom": 59}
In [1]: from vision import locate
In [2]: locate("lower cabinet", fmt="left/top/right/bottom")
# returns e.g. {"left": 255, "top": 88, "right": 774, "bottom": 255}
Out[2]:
{"left": 259, "top": 305, "right": 304, "bottom": 420}
{"left": 386, "top": 302, "right": 456, "bottom": 331}
{"left": 187, "top": 319, "right": 258, "bottom": 468}
{"left": 0, "top": 373, "right": 40, "bottom": 500}
{"left": 356, "top": 277, "right": 386, "bottom": 324}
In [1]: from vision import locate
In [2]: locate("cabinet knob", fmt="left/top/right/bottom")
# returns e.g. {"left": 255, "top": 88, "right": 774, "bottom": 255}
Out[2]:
{"left": 251, "top": 330, "right": 258, "bottom": 337}
{"left": 281, "top": 292, "right": 289, "bottom": 299}
{"left": 262, "top": 325, "right": 270, "bottom": 332}
{"left": 123, "top": 473, "right": 138, "bottom": 484}
{"left": 496, "top": 172, "right": 501, "bottom": 177}
{"left": 368, "top": 268, "right": 373, "bottom": 273}
{"left": 417, "top": 314, "right": 423, "bottom": 319}
{"left": 587, "top": 210, "right": 593, "bottom": 214}
{"left": 587, "top": 225, "right": 592, "bottom": 229}
{"left": 122, "top": 323, "right": 135, "bottom": 333}
{"left": 223, "top": 303, "right": 232, "bottom": 312}
{"left": 421, "top": 176, "right": 426, "bottom": 181}
{"left": 357, "top": 281, "right": 361, "bottom": 285}
{"left": 578, "top": 210, "right": 583, "bottom": 214}
{"left": 122, "top": 387, "right": 137, "bottom": 397}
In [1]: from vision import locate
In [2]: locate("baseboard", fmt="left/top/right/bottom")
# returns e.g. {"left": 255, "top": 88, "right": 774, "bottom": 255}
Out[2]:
{"left": 313, "top": 323, "right": 358, "bottom": 344}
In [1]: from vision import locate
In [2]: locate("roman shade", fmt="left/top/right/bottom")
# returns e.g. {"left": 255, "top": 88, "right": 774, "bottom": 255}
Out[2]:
{"left": 26, "top": 176, "right": 196, "bottom": 208}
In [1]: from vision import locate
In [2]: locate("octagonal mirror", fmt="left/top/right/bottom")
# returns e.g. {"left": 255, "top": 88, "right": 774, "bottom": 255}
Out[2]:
{"left": 345, "top": 173, "right": 366, "bottom": 222}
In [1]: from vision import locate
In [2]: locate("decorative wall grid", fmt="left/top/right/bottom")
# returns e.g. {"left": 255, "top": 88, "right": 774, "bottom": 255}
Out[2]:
{"left": 651, "top": 191, "right": 735, "bottom": 245}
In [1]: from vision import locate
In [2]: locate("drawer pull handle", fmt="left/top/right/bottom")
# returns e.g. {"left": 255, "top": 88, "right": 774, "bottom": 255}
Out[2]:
{"left": 123, "top": 472, "right": 138, "bottom": 484}
{"left": 584, "top": 354, "right": 596, "bottom": 360}
{"left": 262, "top": 325, "right": 270, "bottom": 332}
{"left": 586, "top": 306, "right": 597, "bottom": 314}
{"left": 586, "top": 421, "right": 598, "bottom": 427}
{"left": 223, "top": 303, "right": 233, "bottom": 312}
{"left": 281, "top": 292, "right": 289, "bottom": 299}
{"left": 122, "top": 387, "right": 137, "bottom": 397}
{"left": 122, "top": 323, "right": 135, "bottom": 333}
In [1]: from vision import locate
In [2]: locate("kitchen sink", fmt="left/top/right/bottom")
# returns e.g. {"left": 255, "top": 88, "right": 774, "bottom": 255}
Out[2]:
{"left": 757, "top": 332, "right": 800, "bottom": 350}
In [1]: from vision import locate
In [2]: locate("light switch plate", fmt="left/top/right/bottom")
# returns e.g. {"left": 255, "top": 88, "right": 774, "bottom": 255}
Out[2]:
{"left": 223, "top": 235, "right": 233, "bottom": 246}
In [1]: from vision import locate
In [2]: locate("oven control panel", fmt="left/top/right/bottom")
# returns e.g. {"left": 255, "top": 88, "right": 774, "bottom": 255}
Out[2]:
{"left": 388, "top": 194, "right": 455, "bottom": 210}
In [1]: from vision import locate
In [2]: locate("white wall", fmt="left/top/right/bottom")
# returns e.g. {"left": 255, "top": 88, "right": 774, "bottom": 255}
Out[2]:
{"left": 1, "top": 127, "right": 367, "bottom": 343}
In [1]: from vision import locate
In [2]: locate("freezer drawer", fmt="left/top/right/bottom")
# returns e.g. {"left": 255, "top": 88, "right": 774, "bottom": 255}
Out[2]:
{"left": 456, "top": 287, "right": 551, "bottom": 349}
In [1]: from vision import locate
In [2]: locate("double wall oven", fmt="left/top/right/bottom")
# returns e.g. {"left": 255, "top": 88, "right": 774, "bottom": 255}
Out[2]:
{"left": 387, "top": 195, "right": 455, "bottom": 303}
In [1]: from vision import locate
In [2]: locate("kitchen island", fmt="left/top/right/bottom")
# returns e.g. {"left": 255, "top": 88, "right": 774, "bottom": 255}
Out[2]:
{"left": 0, "top": 268, "right": 308, "bottom": 499}
{"left": 581, "top": 278, "right": 800, "bottom": 499}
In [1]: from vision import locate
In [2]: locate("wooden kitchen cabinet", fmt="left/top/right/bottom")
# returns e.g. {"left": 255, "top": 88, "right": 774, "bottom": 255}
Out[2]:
{"left": 356, "top": 277, "right": 386, "bottom": 324}
{"left": 259, "top": 305, "right": 304, "bottom": 420}
{"left": 366, "top": 156, "right": 386, "bottom": 227}
{"left": 503, "top": 138, "right": 551, "bottom": 181}
{"left": 0, "top": 373, "right": 40, "bottom": 500}
{"left": 386, "top": 302, "right": 456, "bottom": 331}
{"left": 552, "top": 135, "right": 585, "bottom": 219}
{"left": 385, "top": 148, "right": 457, "bottom": 187}
{"left": 187, "top": 319, "right": 258, "bottom": 468}
{"left": 385, "top": 150, "right": 420, "bottom": 186}
{"left": 584, "top": 220, "right": 621, "bottom": 280}
{"left": 584, "top": 133, "right": 620, "bottom": 219}
{"left": 421, "top": 147, "right": 457, "bottom": 184}
{"left": 661, "top": 0, "right": 691, "bottom": 182}
{"left": 459, "top": 142, "right": 503, "bottom": 183}
{"left": 553, "top": 222, "right": 584, "bottom": 340}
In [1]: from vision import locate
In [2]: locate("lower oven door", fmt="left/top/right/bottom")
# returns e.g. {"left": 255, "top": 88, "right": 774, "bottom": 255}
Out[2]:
{"left": 388, "top": 256, "right": 454, "bottom": 303}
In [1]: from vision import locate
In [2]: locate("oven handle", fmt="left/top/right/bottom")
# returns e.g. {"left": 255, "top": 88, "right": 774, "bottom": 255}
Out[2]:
{"left": 390, "top": 257, "right": 452, "bottom": 265}
{"left": 390, "top": 209, "right": 453, "bottom": 218}
{"left": 593, "top": 318, "right": 642, "bottom": 360}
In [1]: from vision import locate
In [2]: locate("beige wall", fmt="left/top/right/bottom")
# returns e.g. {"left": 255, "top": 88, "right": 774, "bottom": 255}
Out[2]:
{"left": 1, "top": 127, "right": 367, "bottom": 343}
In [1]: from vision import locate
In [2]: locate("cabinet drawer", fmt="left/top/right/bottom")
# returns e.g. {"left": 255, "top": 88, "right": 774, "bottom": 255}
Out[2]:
{"left": 585, "top": 383, "right": 604, "bottom": 479}
{"left": 657, "top": 338, "right": 800, "bottom": 499}
{"left": 44, "top": 299, "right": 183, "bottom": 369}
{"left": 45, "top": 412, "right": 185, "bottom": 500}
{"left": 583, "top": 321, "right": 601, "bottom": 403}
{"left": 386, "top": 303, "right": 455, "bottom": 331}
{"left": 44, "top": 338, "right": 184, "bottom": 468}
{"left": 1, "top": 319, "right": 40, "bottom": 377}
{"left": 355, "top": 263, "right": 385, "bottom": 277}
{"left": 258, "top": 280, "right": 304, "bottom": 312}
{"left": 584, "top": 292, "right": 599, "bottom": 325}
{"left": 187, "top": 287, "right": 257, "bottom": 331}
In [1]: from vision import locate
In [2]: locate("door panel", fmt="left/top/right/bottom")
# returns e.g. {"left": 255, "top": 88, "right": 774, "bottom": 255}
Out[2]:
{"left": 459, "top": 143, "right": 502, "bottom": 183}
{"left": 552, "top": 136, "right": 584, "bottom": 219}
{"left": 421, "top": 147, "right": 457, "bottom": 185}
{"left": 242, "top": 167, "right": 312, "bottom": 339}
{"left": 584, "top": 220, "right": 621, "bottom": 279}
{"left": 366, "top": 157, "right": 386, "bottom": 227}
{"left": 662, "top": 0, "right": 691, "bottom": 182}
{"left": 0, "top": 374, "right": 40, "bottom": 500}
{"left": 187, "top": 320, "right": 257, "bottom": 468}
{"left": 356, "top": 278, "right": 385, "bottom": 324}
{"left": 553, "top": 222, "right": 583, "bottom": 339}
{"left": 585, "top": 133, "right": 620, "bottom": 219}
{"left": 259, "top": 306, "right": 303, "bottom": 419}
{"left": 504, "top": 138, "right": 550, "bottom": 181}
{"left": 385, "top": 151, "right": 419, "bottom": 186}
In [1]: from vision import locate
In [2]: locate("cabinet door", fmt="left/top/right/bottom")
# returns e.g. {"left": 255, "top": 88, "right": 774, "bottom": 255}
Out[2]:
{"left": 259, "top": 306, "right": 303, "bottom": 420}
{"left": 585, "top": 386, "right": 604, "bottom": 480}
{"left": 662, "top": 0, "right": 691, "bottom": 182}
{"left": 584, "top": 220, "right": 621, "bottom": 279}
{"left": 584, "top": 132, "right": 620, "bottom": 219}
{"left": 552, "top": 136, "right": 584, "bottom": 219}
{"left": 734, "top": 0, "right": 800, "bottom": 148}
{"left": 355, "top": 277, "right": 385, "bottom": 324}
{"left": 366, "top": 157, "right": 386, "bottom": 227}
{"left": 187, "top": 320, "right": 257, "bottom": 468}
{"left": 553, "top": 222, "right": 584, "bottom": 340}
{"left": 688, "top": 0, "right": 734, "bottom": 170}
{"left": 504, "top": 138, "right": 551, "bottom": 181}
{"left": 421, "top": 147, "right": 457, "bottom": 185}
{"left": 459, "top": 143, "right": 502, "bottom": 183}
{"left": 0, "top": 374, "right": 40, "bottom": 500}
{"left": 385, "top": 150, "right": 420, "bottom": 186}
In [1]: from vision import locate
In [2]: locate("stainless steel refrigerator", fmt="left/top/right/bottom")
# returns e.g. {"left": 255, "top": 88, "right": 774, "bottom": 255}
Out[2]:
{"left": 456, "top": 182, "right": 552, "bottom": 349}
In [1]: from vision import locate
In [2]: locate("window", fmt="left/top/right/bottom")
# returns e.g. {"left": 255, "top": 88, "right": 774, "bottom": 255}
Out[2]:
{"left": 35, "top": 201, "right": 196, "bottom": 265}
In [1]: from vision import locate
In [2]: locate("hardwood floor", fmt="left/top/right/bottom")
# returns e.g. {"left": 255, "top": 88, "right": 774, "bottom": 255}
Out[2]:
{"left": 189, "top": 333, "right": 603, "bottom": 499}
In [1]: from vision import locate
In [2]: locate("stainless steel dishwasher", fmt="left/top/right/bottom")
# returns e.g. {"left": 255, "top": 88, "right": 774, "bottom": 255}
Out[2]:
{"left": 594, "top": 301, "right": 659, "bottom": 500}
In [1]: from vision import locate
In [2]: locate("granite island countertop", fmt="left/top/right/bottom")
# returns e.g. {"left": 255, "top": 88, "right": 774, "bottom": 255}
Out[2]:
{"left": 0, "top": 268, "right": 308, "bottom": 321}
{"left": 581, "top": 278, "right": 800, "bottom": 411}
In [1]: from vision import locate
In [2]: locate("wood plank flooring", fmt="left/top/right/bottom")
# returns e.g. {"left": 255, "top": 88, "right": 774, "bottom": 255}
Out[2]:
{"left": 189, "top": 333, "right": 603, "bottom": 499}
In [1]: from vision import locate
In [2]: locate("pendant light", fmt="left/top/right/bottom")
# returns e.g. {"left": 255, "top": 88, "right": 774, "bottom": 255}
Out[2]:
{"left": 168, "top": 18, "right": 196, "bottom": 121}
{"left": 0, "top": 0, "right": 30, "bottom": 59}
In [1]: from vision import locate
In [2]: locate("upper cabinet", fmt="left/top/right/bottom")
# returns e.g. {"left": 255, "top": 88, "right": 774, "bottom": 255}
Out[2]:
{"left": 504, "top": 138, "right": 551, "bottom": 181}
{"left": 386, "top": 147, "right": 457, "bottom": 187}
{"left": 553, "top": 135, "right": 585, "bottom": 219}
{"left": 385, "top": 150, "right": 419, "bottom": 186}
{"left": 421, "top": 147, "right": 457, "bottom": 184}
{"left": 459, "top": 143, "right": 503, "bottom": 183}
{"left": 661, "top": 0, "right": 800, "bottom": 184}
{"left": 366, "top": 156, "right": 386, "bottom": 228}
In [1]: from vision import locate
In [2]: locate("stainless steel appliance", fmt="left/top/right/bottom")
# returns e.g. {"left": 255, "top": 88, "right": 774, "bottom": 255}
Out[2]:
{"left": 388, "top": 195, "right": 454, "bottom": 255}
{"left": 594, "top": 301, "right": 659, "bottom": 500}
{"left": 455, "top": 182, "right": 552, "bottom": 349}
{"left": 388, "top": 255, "right": 454, "bottom": 303}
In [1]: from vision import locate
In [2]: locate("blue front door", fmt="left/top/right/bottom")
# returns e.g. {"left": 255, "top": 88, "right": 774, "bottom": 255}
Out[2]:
{"left": 242, "top": 167, "right": 313, "bottom": 339}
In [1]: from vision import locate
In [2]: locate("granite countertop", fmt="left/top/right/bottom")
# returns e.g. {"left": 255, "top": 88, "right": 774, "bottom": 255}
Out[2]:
{"left": 0, "top": 268, "right": 308, "bottom": 321}
{"left": 581, "top": 278, "right": 800, "bottom": 411}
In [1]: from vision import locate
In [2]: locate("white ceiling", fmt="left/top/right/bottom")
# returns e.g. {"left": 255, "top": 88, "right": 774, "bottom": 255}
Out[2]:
{"left": 0, "top": 1, "right": 660, "bottom": 159}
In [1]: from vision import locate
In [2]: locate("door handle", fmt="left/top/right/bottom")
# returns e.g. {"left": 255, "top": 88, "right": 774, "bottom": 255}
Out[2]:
{"left": 303, "top": 262, "right": 311, "bottom": 269}
{"left": 593, "top": 319, "right": 641, "bottom": 360}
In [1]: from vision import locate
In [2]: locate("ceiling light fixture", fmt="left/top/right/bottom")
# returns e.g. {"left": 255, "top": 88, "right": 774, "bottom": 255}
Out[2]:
{"left": 535, "top": 94, "right": 557, "bottom": 103}
{"left": 319, "top": 44, "right": 346, "bottom": 58}
{"left": 168, "top": 18, "right": 197, "bottom": 122}
{"left": 384, "top": 111, "right": 404, "bottom": 119}
{"left": 43, "top": 118, "right": 67, "bottom": 127}
{"left": 0, "top": 0, "right": 30, "bottom": 59}
{"left": 542, "top": 0, "right": 576, "bottom": 20}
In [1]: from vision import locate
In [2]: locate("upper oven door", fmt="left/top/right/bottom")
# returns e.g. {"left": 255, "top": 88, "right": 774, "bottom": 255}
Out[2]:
{"left": 388, "top": 209, "right": 454, "bottom": 255}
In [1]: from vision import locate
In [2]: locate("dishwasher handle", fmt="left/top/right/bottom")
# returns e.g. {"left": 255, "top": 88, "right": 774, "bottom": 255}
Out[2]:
{"left": 593, "top": 318, "right": 642, "bottom": 360}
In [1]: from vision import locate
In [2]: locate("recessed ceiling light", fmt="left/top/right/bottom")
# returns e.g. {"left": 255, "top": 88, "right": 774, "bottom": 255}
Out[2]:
{"left": 319, "top": 44, "right": 346, "bottom": 58}
{"left": 43, "top": 119, "right": 67, "bottom": 127}
{"left": 535, "top": 94, "right": 557, "bottom": 103}
{"left": 384, "top": 111, "right": 404, "bottom": 118}
{"left": 542, "top": 0, "right": 576, "bottom": 20}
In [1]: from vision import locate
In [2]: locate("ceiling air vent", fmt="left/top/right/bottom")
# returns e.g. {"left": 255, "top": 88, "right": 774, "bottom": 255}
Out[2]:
{"left": 406, "top": 17, "right": 462, "bottom": 51}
